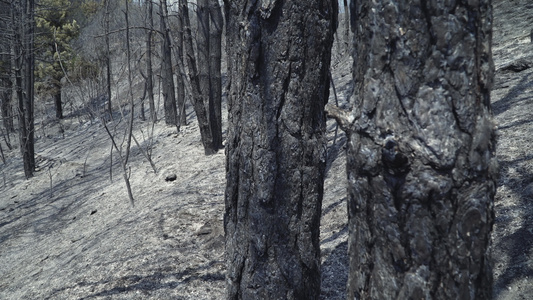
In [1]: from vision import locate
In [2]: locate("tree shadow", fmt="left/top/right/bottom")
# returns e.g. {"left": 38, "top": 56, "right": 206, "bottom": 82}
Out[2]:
{"left": 326, "top": 126, "right": 346, "bottom": 175}
{"left": 321, "top": 241, "right": 348, "bottom": 300}
{"left": 0, "top": 169, "right": 108, "bottom": 244}
{"left": 44, "top": 259, "right": 225, "bottom": 300}
{"left": 493, "top": 154, "right": 533, "bottom": 298}
{"left": 322, "top": 196, "right": 346, "bottom": 219}
{"left": 491, "top": 62, "right": 533, "bottom": 297}
{"left": 492, "top": 71, "right": 533, "bottom": 116}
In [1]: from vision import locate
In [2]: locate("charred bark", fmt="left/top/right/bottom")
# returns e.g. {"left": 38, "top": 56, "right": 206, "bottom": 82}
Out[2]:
{"left": 338, "top": 1, "right": 498, "bottom": 298}
{"left": 224, "top": 0, "right": 337, "bottom": 298}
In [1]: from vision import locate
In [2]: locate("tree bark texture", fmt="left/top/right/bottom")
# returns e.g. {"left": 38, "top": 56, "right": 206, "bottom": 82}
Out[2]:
{"left": 343, "top": 1, "right": 498, "bottom": 298}
{"left": 224, "top": 1, "right": 337, "bottom": 299}
{"left": 160, "top": 0, "right": 178, "bottom": 126}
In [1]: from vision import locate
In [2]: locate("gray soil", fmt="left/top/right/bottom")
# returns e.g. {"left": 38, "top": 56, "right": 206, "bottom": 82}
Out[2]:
{"left": 1, "top": 1, "right": 532, "bottom": 299}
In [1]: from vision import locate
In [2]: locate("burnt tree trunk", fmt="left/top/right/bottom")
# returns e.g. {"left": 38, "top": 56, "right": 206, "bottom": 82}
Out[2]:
{"left": 1, "top": 73, "right": 13, "bottom": 134}
{"left": 53, "top": 84, "right": 62, "bottom": 119}
{"left": 145, "top": 0, "right": 156, "bottom": 123}
{"left": 208, "top": 0, "right": 223, "bottom": 149}
{"left": 224, "top": 0, "right": 337, "bottom": 299}
{"left": 160, "top": 0, "right": 178, "bottom": 126}
{"left": 104, "top": 0, "right": 112, "bottom": 119}
{"left": 197, "top": 0, "right": 211, "bottom": 130}
{"left": 197, "top": 0, "right": 223, "bottom": 149}
{"left": 329, "top": 1, "right": 498, "bottom": 298}
{"left": 343, "top": 0, "right": 350, "bottom": 54}
{"left": 0, "top": 86, "right": 13, "bottom": 133}
{"left": 175, "top": 10, "right": 186, "bottom": 126}
{"left": 12, "top": 0, "right": 35, "bottom": 178}
{"left": 180, "top": 0, "right": 216, "bottom": 154}
{"left": 0, "top": 6, "right": 14, "bottom": 135}
{"left": 24, "top": 0, "right": 34, "bottom": 171}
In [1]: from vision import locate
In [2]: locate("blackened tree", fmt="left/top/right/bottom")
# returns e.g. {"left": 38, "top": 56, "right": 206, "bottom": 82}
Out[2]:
{"left": 327, "top": 0, "right": 498, "bottom": 298}
{"left": 180, "top": 0, "right": 216, "bottom": 154}
{"left": 224, "top": 0, "right": 337, "bottom": 298}
{"left": 11, "top": 0, "right": 36, "bottom": 178}
{"left": 0, "top": 2, "right": 14, "bottom": 135}
{"left": 160, "top": 0, "right": 178, "bottom": 127}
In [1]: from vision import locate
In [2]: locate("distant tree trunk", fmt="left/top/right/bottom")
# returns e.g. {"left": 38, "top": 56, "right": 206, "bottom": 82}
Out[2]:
{"left": 12, "top": 0, "right": 35, "bottom": 178}
{"left": 0, "top": 10, "right": 14, "bottom": 134}
{"left": 160, "top": 0, "right": 178, "bottom": 127}
{"left": 175, "top": 11, "right": 186, "bottom": 126}
{"left": 123, "top": 0, "right": 135, "bottom": 205}
{"left": 197, "top": 0, "right": 211, "bottom": 129}
{"left": 145, "top": 0, "right": 156, "bottom": 123}
{"left": 224, "top": 0, "right": 337, "bottom": 298}
{"left": 53, "top": 84, "right": 63, "bottom": 119}
{"left": 25, "top": 0, "right": 35, "bottom": 172}
{"left": 198, "top": 0, "right": 223, "bottom": 148}
{"left": 1, "top": 76, "right": 14, "bottom": 134}
{"left": 208, "top": 0, "right": 223, "bottom": 149}
{"left": 0, "top": 87, "right": 13, "bottom": 133}
{"left": 328, "top": 1, "right": 498, "bottom": 298}
{"left": 197, "top": 0, "right": 223, "bottom": 148}
{"left": 343, "top": 0, "right": 349, "bottom": 54}
{"left": 104, "top": 0, "right": 112, "bottom": 119}
{"left": 180, "top": 0, "right": 216, "bottom": 155}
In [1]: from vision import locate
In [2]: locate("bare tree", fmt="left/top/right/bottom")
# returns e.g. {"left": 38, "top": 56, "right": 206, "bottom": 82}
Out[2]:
{"left": 10, "top": 0, "right": 36, "bottom": 178}
{"left": 145, "top": 0, "right": 156, "bottom": 123}
{"left": 197, "top": 0, "right": 223, "bottom": 148}
{"left": 0, "top": 2, "right": 14, "bottom": 136}
{"left": 208, "top": 0, "right": 223, "bottom": 149}
{"left": 160, "top": 0, "right": 178, "bottom": 127}
{"left": 174, "top": 4, "right": 187, "bottom": 126}
{"left": 343, "top": 0, "right": 350, "bottom": 54}
{"left": 104, "top": 0, "right": 113, "bottom": 119}
{"left": 180, "top": 0, "right": 216, "bottom": 154}
{"left": 327, "top": 0, "right": 498, "bottom": 298}
{"left": 224, "top": 0, "right": 337, "bottom": 298}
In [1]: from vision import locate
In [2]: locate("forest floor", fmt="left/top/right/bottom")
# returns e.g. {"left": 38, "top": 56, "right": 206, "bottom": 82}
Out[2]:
{"left": 1, "top": 1, "right": 533, "bottom": 299}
